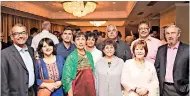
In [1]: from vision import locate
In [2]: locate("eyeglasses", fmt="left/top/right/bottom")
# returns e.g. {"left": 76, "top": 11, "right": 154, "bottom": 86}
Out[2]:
{"left": 139, "top": 28, "right": 149, "bottom": 31}
{"left": 12, "top": 31, "right": 27, "bottom": 36}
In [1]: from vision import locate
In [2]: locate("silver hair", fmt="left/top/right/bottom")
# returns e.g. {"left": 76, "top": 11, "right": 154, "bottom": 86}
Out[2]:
{"left": 165, "top": 24, "right": 181, "bottom": 33}
{"left": 106, "top": 24, "right": 117, "bottom": 32}
{"left": 42, "top": 21, "right": 51, "bottom": 29}
{"left": 10, "top": 23, "right": 27, "bottom": 36}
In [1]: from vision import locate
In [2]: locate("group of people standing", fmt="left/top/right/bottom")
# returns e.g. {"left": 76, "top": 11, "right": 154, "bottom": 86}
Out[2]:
{"left": 1, "top": 20, "right": 189, "bottom": 96}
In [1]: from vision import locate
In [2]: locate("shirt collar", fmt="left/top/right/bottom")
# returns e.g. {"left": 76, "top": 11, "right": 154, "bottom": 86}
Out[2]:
{"left": 14, "top": 44, "right": 28, "bottom": 52}
{"left": 168, "top": 41, "right": 180, "bottom": 49}
{"left": 139, "top": 35, "right": 151, "bottom": 41}
{"left": 42, "top": 30, "right": 50, "bottom": 33}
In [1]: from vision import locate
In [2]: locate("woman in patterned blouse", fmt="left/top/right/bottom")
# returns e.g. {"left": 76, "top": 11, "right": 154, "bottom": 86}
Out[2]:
{"left": 35, "top": 38, "right": 65, "bottom": 96}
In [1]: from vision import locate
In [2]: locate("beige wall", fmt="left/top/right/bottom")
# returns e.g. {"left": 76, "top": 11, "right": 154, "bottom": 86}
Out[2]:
{"left": 160, "top": 3, "right": 189, "bottom": 44}
{"left": 80, "top": 26, "right": 126, "bottom": 40}
{"left": 176, "top": 4, "right": 189, "bottom": 44}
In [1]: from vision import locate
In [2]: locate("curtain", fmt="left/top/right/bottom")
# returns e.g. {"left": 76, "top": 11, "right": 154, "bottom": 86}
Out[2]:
{"left": 1, "top": 13, "right": 64, "bottom": 42}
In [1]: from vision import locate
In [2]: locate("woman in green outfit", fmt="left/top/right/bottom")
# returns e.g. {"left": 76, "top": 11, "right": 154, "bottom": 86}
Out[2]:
{"left": 62, "top": 32, "right": 96, "bottom": 96}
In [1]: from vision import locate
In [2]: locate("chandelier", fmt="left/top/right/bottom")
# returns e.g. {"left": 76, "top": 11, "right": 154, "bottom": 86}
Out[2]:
{"left": 90, "top": 21, "right": 106, "bottom": 27}
{"left": 62, "top": 1, "right": 97, "bottom": 17}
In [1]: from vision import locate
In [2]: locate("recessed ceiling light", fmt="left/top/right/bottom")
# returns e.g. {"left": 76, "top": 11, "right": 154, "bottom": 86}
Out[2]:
{"left": 59, "top": 11, "right": 62, "bottom": 12}
{"left": 112, "top": 2, "right": 116, "bottom": 4}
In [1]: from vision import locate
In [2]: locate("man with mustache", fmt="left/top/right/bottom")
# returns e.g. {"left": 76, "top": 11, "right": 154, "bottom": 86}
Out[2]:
{"left": 131, "top": 21, "right": 162, "bottom": 63}
{"left": 1, "top": 24, "right": 36, "bottom": 96}
{"left": 56, "top": 26, "right": 76, "bottom": 60}
{"left": 155, "top": 24, "right": 189, "bottom": 96}
{"left": 97, "top": 24, "right": 132, "bottom": 62}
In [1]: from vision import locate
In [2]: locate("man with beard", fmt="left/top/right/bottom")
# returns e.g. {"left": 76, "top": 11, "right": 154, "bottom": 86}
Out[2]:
{"left": 155, "top": 25, "right": 189, "bottom": 96}
{"left": 85, "top": 32, "right": 102, "bottom": 65}
{"left": 1, "top": 24, "right": 35, "bottom": 96}
{"left": 131, "top": 21, "right": 162, "bottom": 63}
{"left": 97, "top": 24, "right": 132, "bottom": 62}
{"left": 56, "top": 26, "right": 76, "bottom": 60}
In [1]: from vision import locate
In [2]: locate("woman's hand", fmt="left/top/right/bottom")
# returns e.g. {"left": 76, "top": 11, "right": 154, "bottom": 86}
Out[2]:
{"left": 54, "top": 81, "right": 62, "bottom": 89}
{"left": 45, "top": 83, "right": 57, "bottom": 92}
{"left": 136, "top": 87, "right": 149, "bottom": 96}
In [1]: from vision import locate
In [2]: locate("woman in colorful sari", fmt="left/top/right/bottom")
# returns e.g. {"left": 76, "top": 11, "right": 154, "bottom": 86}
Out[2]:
{"left": 62, "top": 32, "right": 96, "bottom": 96}
{"left": 35, "top": 38, "right": 65, "bottom": 96}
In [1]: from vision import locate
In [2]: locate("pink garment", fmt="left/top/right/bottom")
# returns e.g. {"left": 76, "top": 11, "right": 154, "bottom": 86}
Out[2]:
{"left": 131, "top": 36, "right": 162, "bottom": 63}
{"left": 165, "top": 42, "right": 180, "bottom": 83}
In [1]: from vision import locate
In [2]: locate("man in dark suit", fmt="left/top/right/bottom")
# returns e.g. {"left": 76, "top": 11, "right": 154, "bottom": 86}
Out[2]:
{"left": 1, "top": 24, "right": 36, "bottom": 96}
{"left": 155, "top": 24, "right": 189, "bottom": 96}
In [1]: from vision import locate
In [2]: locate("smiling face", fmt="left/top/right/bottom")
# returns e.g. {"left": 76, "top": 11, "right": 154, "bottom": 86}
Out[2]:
{"left": 11, "top": 25, "right": 28, "bottom": 47}
{"left": 138, "top": 23, "right": 150, "bottom": 39}
{"left": 86, "top": 37, "right": 96, "bottom": 48}
{"left": 134, "top": 45, "right": 146, "bottom": 59}
{"left": 103, "top": 44, "right": 115, "bottom": 57}
{"left": 41, "top": 41, "right": 53, "bottom": 56}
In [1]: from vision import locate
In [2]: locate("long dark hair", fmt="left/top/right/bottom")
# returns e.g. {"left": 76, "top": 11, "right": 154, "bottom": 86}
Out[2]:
{"left": 37, "top": 38, "right": 56, "bottom": 58}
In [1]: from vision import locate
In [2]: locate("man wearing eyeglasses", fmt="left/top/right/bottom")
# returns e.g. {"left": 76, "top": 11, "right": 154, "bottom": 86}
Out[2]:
{"left": 131, "top": 21, "right": 162, "bottom": 63}
{"left": 97, "top": 24, "right": 132, "bottom": 62}
{"left": 1, "top": 24, "right": 36, "bottom": 96}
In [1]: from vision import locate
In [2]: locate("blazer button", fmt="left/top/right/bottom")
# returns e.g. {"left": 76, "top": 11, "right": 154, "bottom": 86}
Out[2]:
{"left": 26, "top": 72, "right": 29, "bottom": 75}
{"left": 26, "top": 82, "right": 28, "bottom": 84}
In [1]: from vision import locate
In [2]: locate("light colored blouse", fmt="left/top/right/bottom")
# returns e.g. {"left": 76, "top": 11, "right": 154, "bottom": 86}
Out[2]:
{"left": 95, "top": 56, "right": 124, "bottom": 96}
{"left": 121, "top": 59, "right": 159, "bottom": 96}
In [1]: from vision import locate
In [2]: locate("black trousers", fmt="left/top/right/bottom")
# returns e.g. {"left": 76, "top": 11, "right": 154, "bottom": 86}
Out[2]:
{"left": 163, "top": 83, "right": 189, "bottom": 96}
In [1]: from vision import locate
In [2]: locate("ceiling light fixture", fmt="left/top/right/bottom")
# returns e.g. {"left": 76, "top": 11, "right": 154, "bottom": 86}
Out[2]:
{"left": 62, "top": 1, "right": 97, "bottom": 17}
{"left": 90, "top": 21, "right": 106, "bottom": 27}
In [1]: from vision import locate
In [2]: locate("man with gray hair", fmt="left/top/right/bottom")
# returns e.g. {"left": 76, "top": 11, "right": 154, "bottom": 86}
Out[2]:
{"left": 97, "top": 24, "right": 132, "bottom": 61}
{"left": 1, "top": 24, "right": 36, "bottom": 96}
{"left": 31, "top": 21, "right": 59, "bottom": 51}
{"left": 155, "top": 24, "right": 189, "bottom": 96}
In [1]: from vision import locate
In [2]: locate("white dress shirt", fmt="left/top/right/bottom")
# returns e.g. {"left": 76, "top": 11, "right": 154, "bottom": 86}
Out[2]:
{"left": 14, "top": 44, "right": 34, "bottom": 88}
{"left": 31, "top": 30, "right": 59, "bottom": 51}
{"left": 90, "top": 47, "right": 102, "bottom": 65}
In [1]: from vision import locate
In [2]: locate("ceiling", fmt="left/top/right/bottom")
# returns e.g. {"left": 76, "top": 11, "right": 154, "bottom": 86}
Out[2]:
{"left": 1, "top": 1, "right": 186, "bottom": 27}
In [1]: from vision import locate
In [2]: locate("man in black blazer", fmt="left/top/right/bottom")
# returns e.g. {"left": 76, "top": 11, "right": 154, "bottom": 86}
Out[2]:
{"left": 155, "top": 24, "right": 189, "bottom": 96}
{"left": 1, "top": 24, "right": 36, "bottom": 96}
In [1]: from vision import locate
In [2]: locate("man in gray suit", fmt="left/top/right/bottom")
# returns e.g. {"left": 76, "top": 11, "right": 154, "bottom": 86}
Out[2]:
{"left": 155, "top": 24, "right": 189, "bottom": 96}
{"left": 1, "top": 24, "right": 36, "bottom": 96}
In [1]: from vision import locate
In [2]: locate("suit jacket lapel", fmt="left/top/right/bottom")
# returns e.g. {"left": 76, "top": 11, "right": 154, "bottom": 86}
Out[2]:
{"left": 173, "top": 42, "right": 183, "bottom": 72}
{"left": 163, "top": 45, "right": 168, "bottom": 78}
{"left": 11, "top": 45, "right": 28, "bottom": 71}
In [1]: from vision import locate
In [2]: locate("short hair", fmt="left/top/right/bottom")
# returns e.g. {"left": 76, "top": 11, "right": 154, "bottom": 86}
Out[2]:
{"left": 102, "top": 39, "right": 117, "bottom": 56}
{"left": 10, "top": 23, "right": 27, "bottom": 36}
{"left": 138, "top": 21, "right": 150, "bottom": 28}
{"left": 62, "top": 26, "right": 73, "bottom": 33}
{"left": 132, "top": 40, "right": 148, "bottom": 57}
{"left": 42, "top": 21, "right": 51, "bottom": 29}
{"left": 85, "top": 32, "right": 97, "bottom": 42}
{"left": 73, "top": 31, "right": 86, "bottom": 41}
{"left": 30, "top": 27, "right": 38, "bottom": 35}
{"left": 106, "top": 24, "right": 117, "bottom": 32}
{"left": 93, "top": 30, "right": 99, "bottom": 36}
{"left": 37, "top": 38, "right": 56, "bottom": 58}
{"left": 165, "top": 24, "right": 181, "bottom": 33}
